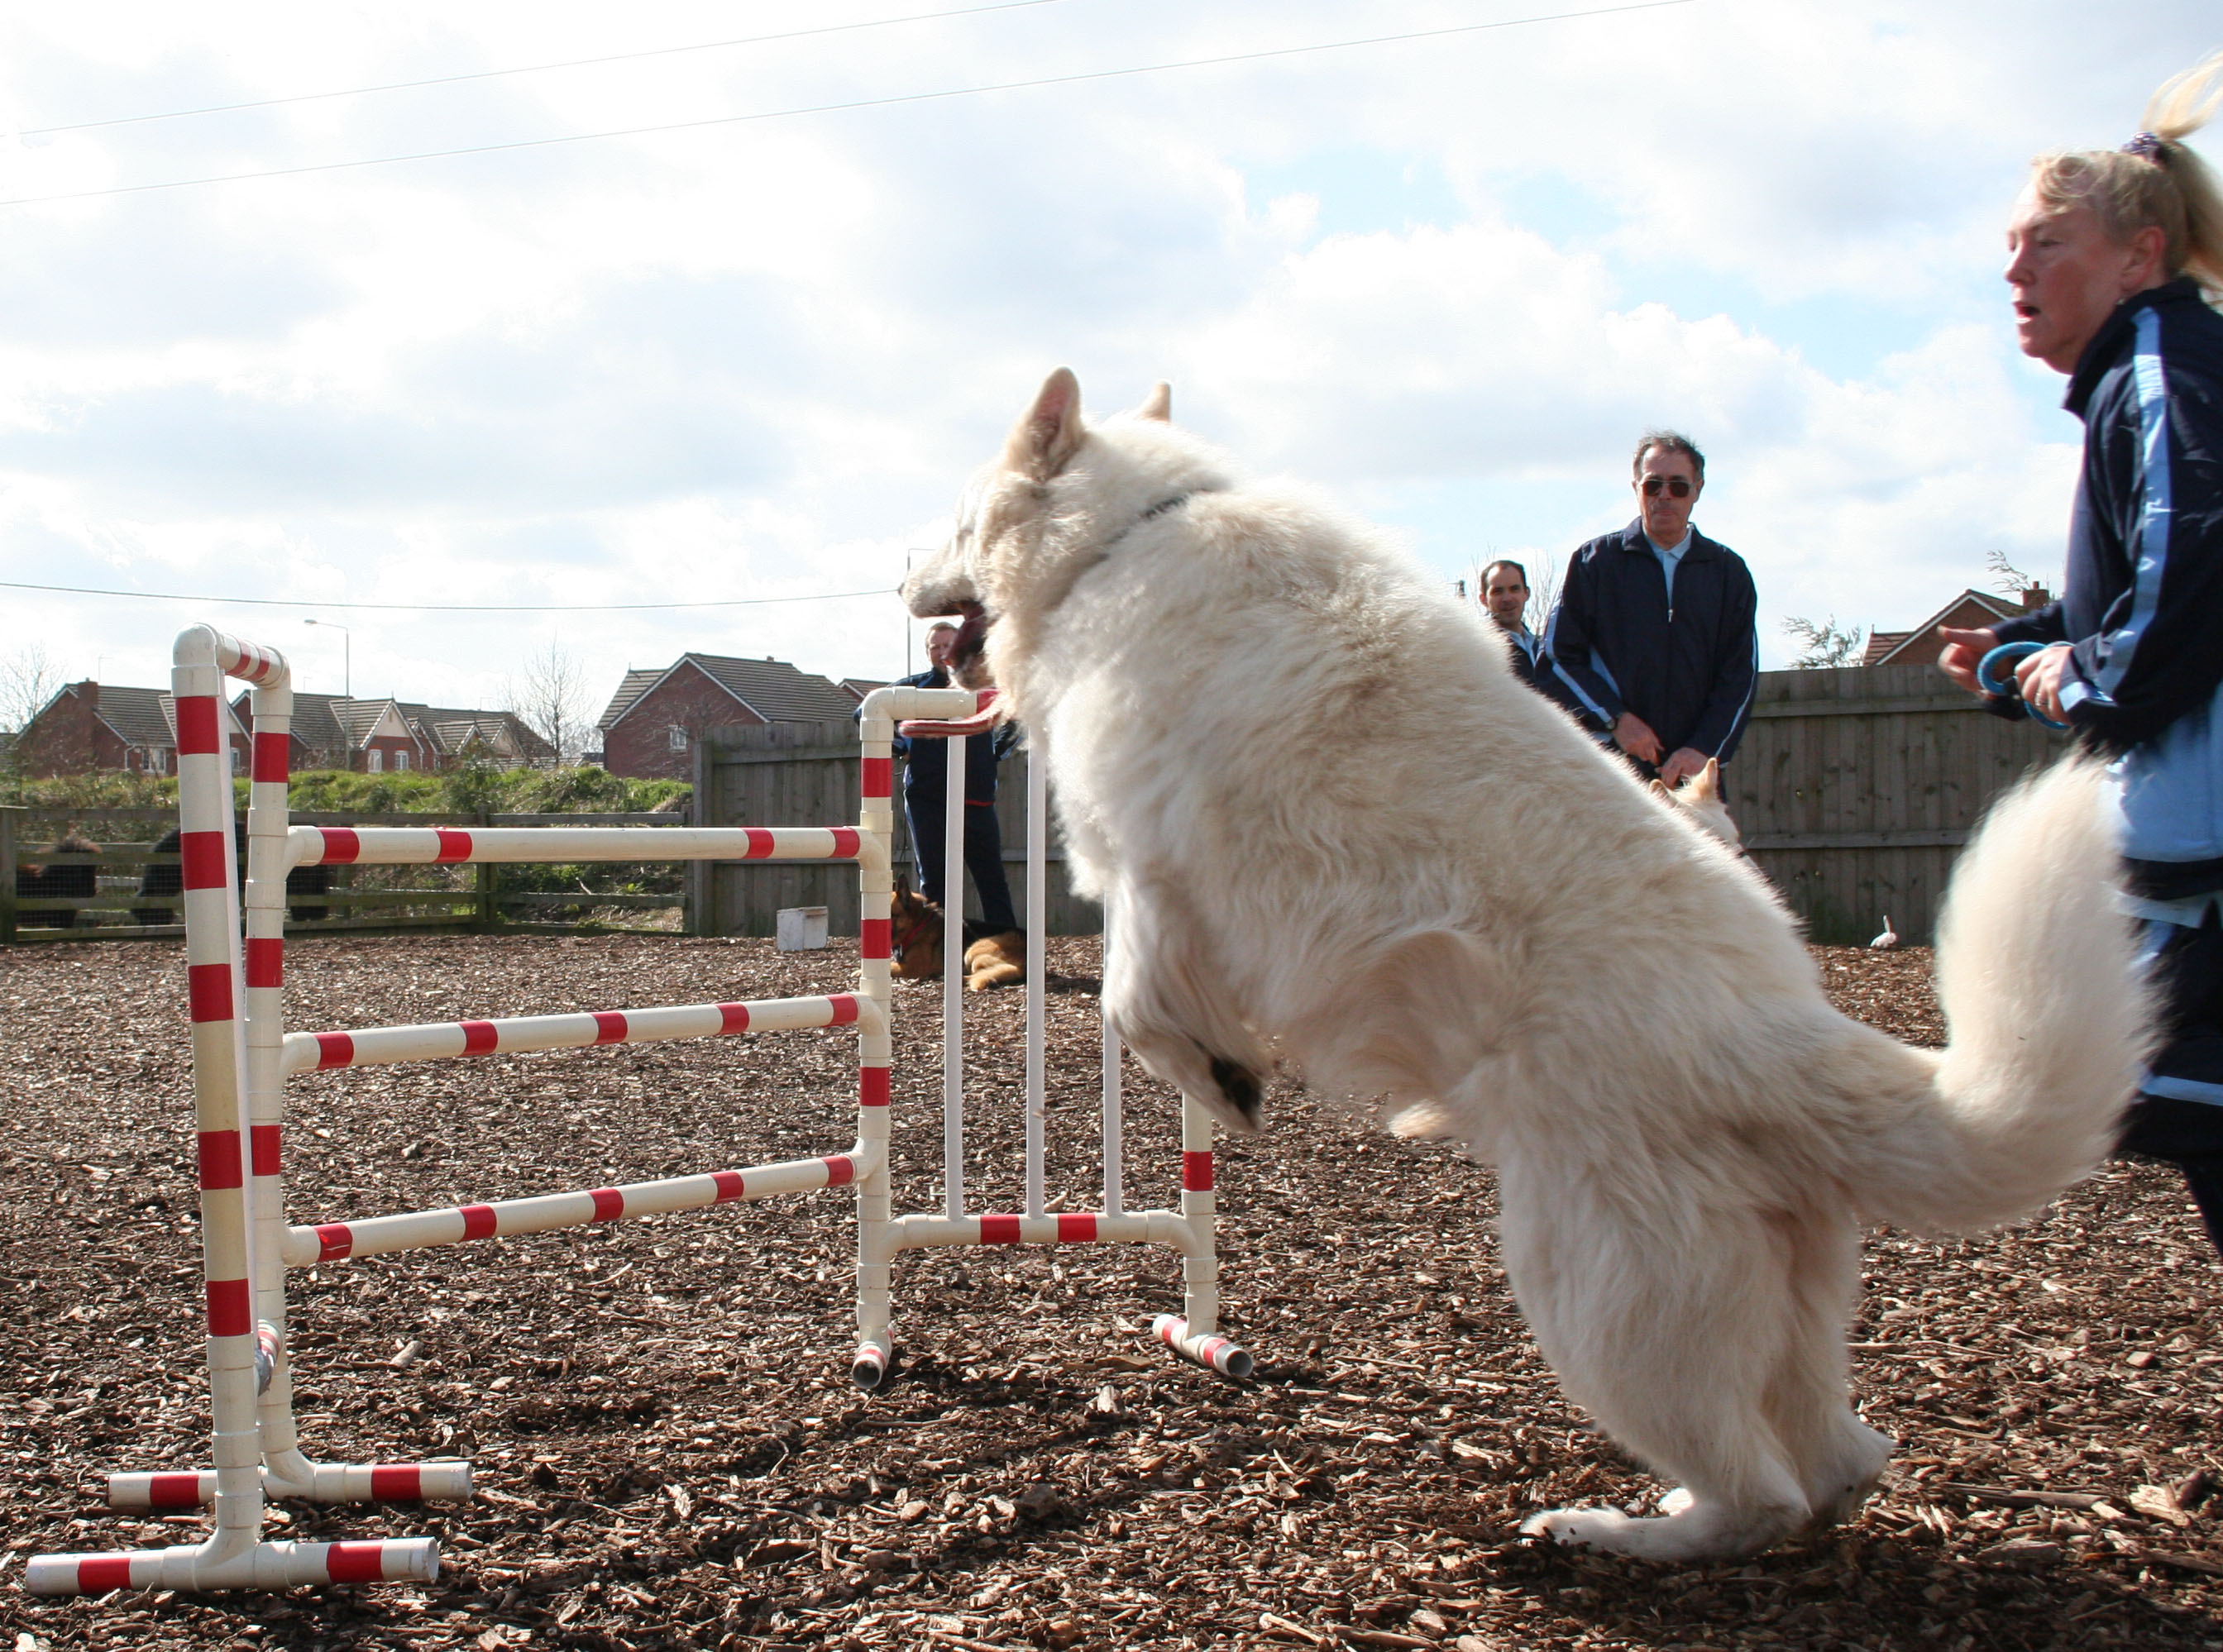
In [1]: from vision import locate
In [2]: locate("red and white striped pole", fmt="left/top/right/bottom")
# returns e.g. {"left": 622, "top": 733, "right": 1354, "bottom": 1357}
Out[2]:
{"left": 1151, "top": 1095, "right": 1254, "bottom": 1377}
{"left": 29, "top": 626, "right": 439, "bottom": 1594}
{"left": 851, "top": 684, "right": 975, "bottom": 1389}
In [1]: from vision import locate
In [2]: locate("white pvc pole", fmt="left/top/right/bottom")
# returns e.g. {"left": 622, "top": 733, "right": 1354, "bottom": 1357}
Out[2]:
{"left": 1023, "top": 741, "right": 1047, "bottom": 1220}
{"left": 1101, "top": 898, "right": 1123, "bottom": 1218}
{"left": 942, "top": 738, "right": 966, "bottom": 1219}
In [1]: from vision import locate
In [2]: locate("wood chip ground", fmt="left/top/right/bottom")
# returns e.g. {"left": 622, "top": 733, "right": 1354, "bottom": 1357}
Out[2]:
{"left": 3, "top": 936, "right": 2220, "bottom": 1650}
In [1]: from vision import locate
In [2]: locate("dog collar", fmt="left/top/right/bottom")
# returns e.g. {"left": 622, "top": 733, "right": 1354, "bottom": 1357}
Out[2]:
{"left": 1098, "top": 491, "right": 1199, "bottom": 555}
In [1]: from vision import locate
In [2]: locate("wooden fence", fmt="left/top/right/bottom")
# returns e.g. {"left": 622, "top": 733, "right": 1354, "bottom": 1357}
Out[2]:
{"left": 689, "top": 670, "right": 2068, "bottom": 947}
{"left": 691, "top": 720, "right": 1102, "bottom": 938}
{"left": 1, "top": 805, "right": 691, "bottom": 944}
{"left": 1731, "top": 661, "right": 2065, "bottom": 944}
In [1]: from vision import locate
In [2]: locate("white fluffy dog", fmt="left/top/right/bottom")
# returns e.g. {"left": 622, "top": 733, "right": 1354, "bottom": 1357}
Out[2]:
{"left": 904, "top": 370, "right": 2152, "bottom": 1562}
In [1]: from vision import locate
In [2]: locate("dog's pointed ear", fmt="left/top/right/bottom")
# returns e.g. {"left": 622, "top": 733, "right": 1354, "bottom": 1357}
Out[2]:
{"left": 1005, "top": 367, "right": 1086, "bottom": 480}
{"left": 1695, "top": 757, "right": 1720, "bottom": 800}
{"left": 1137, "top": 381, "right": 1172, "bottom": 422}
{"left": 1649, "top": 778, "right": 1673, "bottom": 800}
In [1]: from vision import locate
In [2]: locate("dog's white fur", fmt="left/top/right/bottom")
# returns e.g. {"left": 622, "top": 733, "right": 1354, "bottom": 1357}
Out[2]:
{"left": 904, "top": 370, "right": 2153, "bottom": 1562}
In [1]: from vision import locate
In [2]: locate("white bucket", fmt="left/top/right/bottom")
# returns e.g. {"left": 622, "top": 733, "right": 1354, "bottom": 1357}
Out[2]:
{"left": 776, "top": 905, "right": 829, "bottom": 951}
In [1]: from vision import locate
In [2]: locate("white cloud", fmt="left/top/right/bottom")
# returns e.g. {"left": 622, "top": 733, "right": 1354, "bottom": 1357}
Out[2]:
{"left": 0, "top": 0, "right": 2212, "bottom": 706}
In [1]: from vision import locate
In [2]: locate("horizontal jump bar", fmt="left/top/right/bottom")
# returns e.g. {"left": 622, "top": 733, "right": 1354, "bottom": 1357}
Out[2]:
{"left": 26, "top": 1536, "right": 438, "bottom": 1596}
{"left": 110, "top": 1459, "right": 473, "bottom": 1510}
{"left": 886, "top": 1209, "right": 1201, "bottom": 1256}
{"left": 285, "top": 992, "right": 877, "bottom": 1075}
{"left": 281, "top": 1143, "right": 877, "bottom": 1265}
{"left": 290, "top": 825, "right": 863, "bottom": 867}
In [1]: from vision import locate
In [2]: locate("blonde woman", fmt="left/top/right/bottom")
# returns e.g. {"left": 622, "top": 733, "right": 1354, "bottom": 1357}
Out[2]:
{"left": 1939, "top": 53, "right": 2223, "bottom": 1253}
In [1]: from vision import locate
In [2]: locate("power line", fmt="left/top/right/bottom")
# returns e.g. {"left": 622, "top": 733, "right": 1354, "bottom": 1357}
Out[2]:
{"left": 1, "top": 1, "right": 1695, "bottom": 209}
{"left": 17, "top": 0, "right": 1072, "bottom": 137}
{"left": 0, "top": 577, "right": 898, "bottom": 613}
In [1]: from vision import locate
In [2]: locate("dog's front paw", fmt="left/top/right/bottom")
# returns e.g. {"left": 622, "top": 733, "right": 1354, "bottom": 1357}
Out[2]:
{"left": 1521, "top": 1506, "right": 1635, "bottom": 1551}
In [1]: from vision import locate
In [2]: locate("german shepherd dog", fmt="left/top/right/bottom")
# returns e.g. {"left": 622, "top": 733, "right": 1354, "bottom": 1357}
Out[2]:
{"left": 899, "top": 368, "right": 2151, "bottom": 1561}
{"left": 888, "top": 874, "right": 1025, "bottom": 991}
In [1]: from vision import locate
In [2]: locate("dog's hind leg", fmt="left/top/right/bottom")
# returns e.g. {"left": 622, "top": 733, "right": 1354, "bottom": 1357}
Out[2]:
{"left": 1501, "top": 1160, "right": 1817, "bottom": 1562}
{"left": 1766, "top": 1206, "right": 1894, "bottom": 1530}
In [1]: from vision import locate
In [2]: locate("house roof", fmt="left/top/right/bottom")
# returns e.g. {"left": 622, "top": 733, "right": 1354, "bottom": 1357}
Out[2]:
{"left": 1864, "top": 590, "right": 2028, "bottom": 667}
{"left": 93, "top": 685, "right": 184, "bottom": 750}
{"left": 409, "top": 707, "right": 555, "bottom": 762}
{"left": 66, "top": 683, "right": 246, "bottom": 751}
{"left": 596, "top": 668, "right": 667, "bottom": 732}
{"left": 597, "top": 653, "right": 861, "bottom": 731}
{"left": 232, "top": 690, "right": 555, "bottom": 763}
{"left": 838, "top": 678, "right": 889, "bottom": 704}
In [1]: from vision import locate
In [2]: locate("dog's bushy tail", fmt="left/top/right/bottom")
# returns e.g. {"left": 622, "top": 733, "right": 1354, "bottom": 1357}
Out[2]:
{"left": 1850, "top": 754, "right": 2155, "bottom": 1232}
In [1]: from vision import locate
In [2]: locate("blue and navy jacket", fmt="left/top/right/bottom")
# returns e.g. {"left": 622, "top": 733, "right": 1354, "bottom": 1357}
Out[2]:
{"left": 1546, "top": 522, "right": 1760, "bottom": 764}
{"left": 1991, "top": 278, "right": 2223, "bottom": 900}
{"left": 884, "top": 667, "right": 1016, "bottom": 802}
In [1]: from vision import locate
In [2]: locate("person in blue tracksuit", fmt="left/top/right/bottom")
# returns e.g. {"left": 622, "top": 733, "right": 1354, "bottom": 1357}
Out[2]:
{"left": 1938, "top": 66, "right": 2223, "bottom": 1251}
{"left": 889, "top": 622, "right": 1020, "bottom": 934}
{"left": 1547, "top": 432, "right": 1759, "bottom": 788}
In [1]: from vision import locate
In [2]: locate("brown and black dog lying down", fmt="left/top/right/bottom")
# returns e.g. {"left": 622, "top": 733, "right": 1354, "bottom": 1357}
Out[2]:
{"left": 888, "top": 875, "right": 1025, "bottom": 991}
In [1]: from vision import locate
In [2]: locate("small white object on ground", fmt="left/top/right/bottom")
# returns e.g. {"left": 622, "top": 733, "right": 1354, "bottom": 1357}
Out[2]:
{"left": 1869, "top": 914, "right": 1900, "bottom": 950}
{"left": 777, "top": 905, "right": 829, "bottom": 951}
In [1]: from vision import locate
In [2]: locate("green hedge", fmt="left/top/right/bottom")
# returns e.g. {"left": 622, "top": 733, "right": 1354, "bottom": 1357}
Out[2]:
{"left": 0, "top": 766, "right": 689, "bottom": 816}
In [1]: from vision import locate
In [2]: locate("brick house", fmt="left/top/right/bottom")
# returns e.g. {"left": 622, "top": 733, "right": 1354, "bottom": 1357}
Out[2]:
{"left": 595, "top": 653, "right": 863, "bottom": 780}
{"left": 10, "top": 681, "right": 249, "bottom": 777}
{"left": 1861, "top": 585, "right": 2052, "bottom": 667}
{"left": 229, "top": 691, "right": 556, "bottom": 774}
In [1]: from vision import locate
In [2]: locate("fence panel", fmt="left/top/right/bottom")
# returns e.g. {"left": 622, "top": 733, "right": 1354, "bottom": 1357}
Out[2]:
{"left": 693, "top": 723, "right": 1103, "bottom": 937}
{"left": 1730, "top": 663, "right": 2064, "bottom": 944}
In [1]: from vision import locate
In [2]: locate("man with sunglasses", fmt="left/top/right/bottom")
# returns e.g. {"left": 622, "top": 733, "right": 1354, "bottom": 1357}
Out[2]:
{"left": 1546, "top": 432, "right": 1759, "bottom": 789}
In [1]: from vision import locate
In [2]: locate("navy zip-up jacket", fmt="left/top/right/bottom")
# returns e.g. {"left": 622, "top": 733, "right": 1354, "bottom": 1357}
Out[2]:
{"left": 1546, "top": 522, "right": 1760, "bottom": 764}
{"left": 884, "top": 667, "right": 1015, "bottom": 801}
{"left": 1991, "top": 277, "right": 2223, "bottom": 900}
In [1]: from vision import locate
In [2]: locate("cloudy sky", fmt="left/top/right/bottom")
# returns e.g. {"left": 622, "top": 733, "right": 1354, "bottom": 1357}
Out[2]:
{"left": 1, "top": 1, "right": 2215, "bottom": 732}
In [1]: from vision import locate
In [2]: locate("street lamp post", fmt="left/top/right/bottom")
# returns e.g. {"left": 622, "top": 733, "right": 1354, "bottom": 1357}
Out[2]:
{"left": 303, "top": 618, "right": 350, "bottom": 700}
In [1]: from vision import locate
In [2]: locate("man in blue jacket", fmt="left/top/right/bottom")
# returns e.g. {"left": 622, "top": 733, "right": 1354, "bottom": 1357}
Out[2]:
{"left": 1547, "top": 432, "right": 1759, "bottom": 787}
{"left": 1938, "top": 108, "right": 2223, "bottom": 1250}
{"left": 892, "top": 622, "right": 1020, "bottom": 936}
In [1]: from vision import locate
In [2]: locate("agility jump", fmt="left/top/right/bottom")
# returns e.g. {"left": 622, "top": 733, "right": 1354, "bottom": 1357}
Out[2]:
{"left": 27, "top": 623, "right": 1248, "bottom": 1597}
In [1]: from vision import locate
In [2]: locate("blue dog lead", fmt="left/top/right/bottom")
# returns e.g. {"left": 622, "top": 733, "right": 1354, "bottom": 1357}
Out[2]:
{"left": 1977, "top": 641, "right": 2072, "bottom": 730}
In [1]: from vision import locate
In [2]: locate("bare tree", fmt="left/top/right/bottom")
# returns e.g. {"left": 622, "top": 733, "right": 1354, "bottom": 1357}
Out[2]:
{"left": 1781, "top": 615, "right": 1867, "bottom": 669}
{"left": 1523, "top": 549, "right": 1564, "bottom": 639}
{"left": 1985, "top": 548, "right": 2034, "bottom": 595}
{"left": 1985, "top": 548, "right": 2049, "bottom": 604}
{"left": 506, "top": 639, "right": 590, "bottom": 767}
{"left": 0, "top": 644, "right": 65, "bottom": 773}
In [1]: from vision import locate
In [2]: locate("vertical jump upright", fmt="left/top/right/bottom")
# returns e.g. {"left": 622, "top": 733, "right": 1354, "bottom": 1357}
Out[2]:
{"left": 26, "top": 624, "right": 1250, "bottom": 1598}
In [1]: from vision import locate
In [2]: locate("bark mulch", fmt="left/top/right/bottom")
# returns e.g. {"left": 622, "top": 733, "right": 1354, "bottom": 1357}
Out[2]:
{"left": 2, "top": 935, "right": 2220, "bottom": 1651}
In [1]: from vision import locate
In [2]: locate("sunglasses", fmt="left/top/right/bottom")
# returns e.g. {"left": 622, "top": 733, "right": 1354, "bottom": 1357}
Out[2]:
{"left": 1640, "top": 475, "right": 1695, "bottom": 499}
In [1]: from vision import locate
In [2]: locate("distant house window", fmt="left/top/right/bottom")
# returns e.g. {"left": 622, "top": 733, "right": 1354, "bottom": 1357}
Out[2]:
{"left": 367, "top": 749, "right": 384, "bottom": 774}
{"left": 394, "top": 750, "right": 409, "bottom": 772}
{"left": 669, "top": 725, "right": 689, "bottom": 751}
